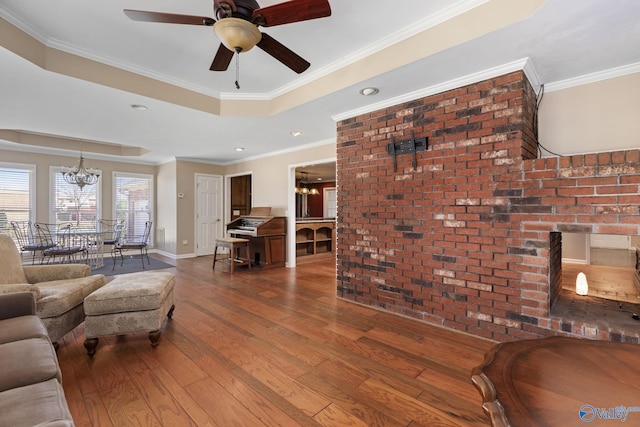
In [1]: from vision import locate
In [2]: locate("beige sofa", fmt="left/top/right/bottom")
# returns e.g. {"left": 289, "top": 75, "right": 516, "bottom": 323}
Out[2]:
{"left": 0, "top": 292, "right": 74, "bottom": 426}
{"left": 0, "top": 233, "right": 106, "bottom": 346}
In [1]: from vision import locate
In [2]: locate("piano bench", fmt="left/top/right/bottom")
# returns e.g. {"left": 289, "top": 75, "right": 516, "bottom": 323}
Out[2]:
{"left": 213, "top": 237, "right": 252, "bottom": 274}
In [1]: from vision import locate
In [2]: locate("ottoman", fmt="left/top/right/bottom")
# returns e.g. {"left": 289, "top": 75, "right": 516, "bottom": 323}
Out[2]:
{"left": 83, "top": 271, "right": 175, "bottom": 356}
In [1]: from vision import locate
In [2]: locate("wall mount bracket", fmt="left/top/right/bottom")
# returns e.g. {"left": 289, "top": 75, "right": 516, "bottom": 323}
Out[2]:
{"left": 387, "top": 131, "right": 428, "bottom": 171}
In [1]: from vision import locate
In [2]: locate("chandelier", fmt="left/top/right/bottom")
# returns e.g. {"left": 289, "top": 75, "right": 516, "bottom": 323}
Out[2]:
{"left": 61, "top": 153, "right": 100, "bottom": 189}
{"left": 295, "top": 172, "right": 319, "bottom": 195}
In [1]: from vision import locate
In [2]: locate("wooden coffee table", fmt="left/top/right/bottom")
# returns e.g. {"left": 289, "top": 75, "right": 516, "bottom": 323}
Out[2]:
{"left": 472, "top": 336, "right": 640, "bottom": 426}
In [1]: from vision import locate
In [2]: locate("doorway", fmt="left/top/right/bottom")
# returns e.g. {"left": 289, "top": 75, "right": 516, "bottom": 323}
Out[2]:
{"left": 230, "top": 174, "right": 252, "bottom": 220}
{"left": 287, "top": 159, "right": 336, "bottom": 268}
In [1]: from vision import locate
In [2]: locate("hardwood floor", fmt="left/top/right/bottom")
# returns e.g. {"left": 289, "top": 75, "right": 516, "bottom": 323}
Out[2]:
{"left": 57, "top": 255, "right": 494, "bottom": 426}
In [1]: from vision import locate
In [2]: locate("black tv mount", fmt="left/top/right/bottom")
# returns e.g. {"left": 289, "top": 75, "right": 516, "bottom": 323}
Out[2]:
{"left": 387, "top": 131, "right": 428, "bottom": 171}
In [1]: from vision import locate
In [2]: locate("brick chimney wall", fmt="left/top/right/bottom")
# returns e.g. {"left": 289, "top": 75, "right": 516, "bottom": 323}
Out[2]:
{"left": 336, "top": 70, "right": 640, "bottom": 342}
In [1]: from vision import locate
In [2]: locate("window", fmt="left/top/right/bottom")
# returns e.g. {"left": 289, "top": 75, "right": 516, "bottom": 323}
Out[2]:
{"left": 50, "top": 166, "right": 101, "bottom": 230}
{"left": 113, "top": 172, "right": 154, "bottom": 243}
{"left": 0, "top": 163, "right": 35, "bottom": 243}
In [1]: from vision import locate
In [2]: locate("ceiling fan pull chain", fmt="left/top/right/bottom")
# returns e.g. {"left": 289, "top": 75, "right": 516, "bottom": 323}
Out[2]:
{"left": 235, "top": 49, "right": 240, "bottom": 90}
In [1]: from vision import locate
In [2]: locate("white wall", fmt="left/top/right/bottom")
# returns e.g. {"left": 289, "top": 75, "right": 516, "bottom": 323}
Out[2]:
{"left": 539, "top": 72, "right": 640, "bottom": 156}
{"left": 224, "top": 141, "right": 336, "bottom": 216}
{"left": 562, "top": 233, "right": 588, "bottom": 264}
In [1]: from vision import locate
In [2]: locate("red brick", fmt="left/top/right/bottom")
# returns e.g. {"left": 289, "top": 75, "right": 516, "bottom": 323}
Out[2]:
{"left": 337, "top": 70, "right": 640, "bottom": 343}
{"left": 598, "top": 152, "right": 612, "bottom": 165}
{"left": 597, "top": 185, "right": 638, "bottom": 194}
{"left": 625, "top": 150, "right": 640, "bottom": 163}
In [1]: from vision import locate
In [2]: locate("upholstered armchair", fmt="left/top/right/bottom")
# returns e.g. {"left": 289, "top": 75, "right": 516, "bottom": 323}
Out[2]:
{"left": 0, "top": 233, "right": 106, "bottom": 347}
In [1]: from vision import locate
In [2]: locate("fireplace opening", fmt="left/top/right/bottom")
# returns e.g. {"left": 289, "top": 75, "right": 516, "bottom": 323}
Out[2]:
{"left": 551, "top": 233, "right": 640, "bottom": 335}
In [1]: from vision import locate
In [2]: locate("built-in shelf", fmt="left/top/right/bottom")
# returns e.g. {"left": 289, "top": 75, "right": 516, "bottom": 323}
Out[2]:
{"left": 295, "top": 221, "right": 335, "bottom": 258}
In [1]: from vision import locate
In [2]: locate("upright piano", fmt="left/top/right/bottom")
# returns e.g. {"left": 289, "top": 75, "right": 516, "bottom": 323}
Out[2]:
{"left": 226, "top": 215, "right": 286, "bottom": 269}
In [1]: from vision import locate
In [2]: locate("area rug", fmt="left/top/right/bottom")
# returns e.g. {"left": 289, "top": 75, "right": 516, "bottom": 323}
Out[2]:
{"left": 90, "top": 255, "right": 175, "bottom": 276}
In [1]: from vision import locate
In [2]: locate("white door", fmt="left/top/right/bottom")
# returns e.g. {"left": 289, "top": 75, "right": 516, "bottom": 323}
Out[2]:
{"left": 196, "top": 174, "right": 223, "bottom": 256}
{"left": 324, "top": 188, "right": 337, "bottom": 218}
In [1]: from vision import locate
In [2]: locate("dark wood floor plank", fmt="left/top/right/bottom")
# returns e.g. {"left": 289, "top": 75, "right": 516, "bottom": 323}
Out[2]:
{"left": 85, "top": 339, "right": 148, "bottom": 394}
{"left": 81, "top": 392, "right": 117, "bottom": 427}
{"left": 195, "top": 296, "right": 329, "bottom": 367}
{"left": 198, "top": 323, "right": 333, "bottom": 417}
{"left": 312, "top": 358, "right": 370, "bottom": 390}
{"left": 199, "top": 320, "right": 309, "bottom": 379}
{"left": 57, "top": 333, "right": 100, "bottom": 426}
{"left": 313, "top": 403, "right": 374, "bottom": 427}
{"left": 125, "top": 358, "right": 199, "bottom": 426}
{"left": 62, "top": 326, "right": 103, "bottom": 396}
{"left": 194, "top": 353, "right": 308, "bottom": 426}
{"left": 100, "top": 379, "right": 163, "bottom": 427}
{"left": 60, "top": 328, "right": 115, "bottom": 427}
{"left": 161, "top": 313, "right": 226, "bottom": 361}
{"left": 168, "top": 299, "right": 217, "bottom": 336}
{"left": 416, "top": 367, "right": 484, "bottom": 407}
{"left": 318, "top": 343, "right": 426, "bottom": 399}
{"left": 143, "top": 364, "right": 218, "bottom": 427}
{"left": 55, "top": 254, "right": 492, "bottom": 426}
{"left": 134, "top": 333, "right": 209, "bottom": 388}
{"left": 372, "top": 309, "right": 490, "bottom": 344}
{"left": 298, "top": 371, "right": 407, "bottom": 426}
{"left": 358, "top": 378, "right": 477, "bottom": 427}
{"left": 279, "top": 312, "right": 366, "bottom": 343}
{"left": 184, "top": 377, "right": 264, "bottom": 426}
{"left": 339, "top": 334, "right": 426, "bottom": 378}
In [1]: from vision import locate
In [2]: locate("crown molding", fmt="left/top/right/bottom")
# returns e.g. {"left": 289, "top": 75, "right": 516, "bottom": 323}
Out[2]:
{"left": 46, "top": 38, "right": 225, "bottom": 99}
{"left": 0, "top": 6, "right": 48, "bottom": 44}
{"left": 220, "top": 137, "right": 337, "bottom": 166}
{"left": 176, "top": 137, "right": 336, "bottom": 166}
{"left": 0, "top": 140, "right": 161, "bottom": 166}
{"left": 543, "top": 62, "right": 640, "bottom": 92}
{"left": 174, "top": 157, "right": 225, "bottom": 166}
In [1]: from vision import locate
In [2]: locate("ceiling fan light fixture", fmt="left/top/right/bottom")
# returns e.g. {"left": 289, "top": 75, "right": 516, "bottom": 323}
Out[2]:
{"left": 214, "top": 17, "right": 262, "bottom": 52}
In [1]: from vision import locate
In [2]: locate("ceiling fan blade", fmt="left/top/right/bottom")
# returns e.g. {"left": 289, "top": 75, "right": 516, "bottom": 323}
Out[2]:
{"left": 124, "top": 9, "right": 215, "bottom": 26}
{"left": 253, "top": 0, "right": 331, "bottom": 27}
{"left": 210, "top": 44, "right": 234, "bottom": 71}
{"left": 257, "top": 33, "right": 310, "bottom": 74}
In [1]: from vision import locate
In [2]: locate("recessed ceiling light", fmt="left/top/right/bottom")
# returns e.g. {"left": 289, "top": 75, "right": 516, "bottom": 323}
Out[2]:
{"left": 235, "top": 147, "right": 245, "bottom": 151}
{"left": 359, "top": 87, "right": 379, "bottom": 96}
{"left": 290, "top": 131, "right": 303, "bottom": 137}
{"left": 130, "top": 104, "right": 148, "bottom": 110}
{"left": 317, "top": 178, "right": 323, "bottom": 181}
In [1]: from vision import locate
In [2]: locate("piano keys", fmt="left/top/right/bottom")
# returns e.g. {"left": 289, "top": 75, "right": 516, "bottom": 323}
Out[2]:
{"left": 226, "top": 215, "right": 286, "bottom": 269}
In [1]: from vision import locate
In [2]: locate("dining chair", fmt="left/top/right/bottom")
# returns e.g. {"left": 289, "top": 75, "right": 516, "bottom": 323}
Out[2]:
{"left": 35, "top": 222, "right": 85, "bottom": 264}
{"left": 112, "top": 221, "right": 152, "bottom": 270}
{"left": 10, "top": 221, "right": 55, "bottom": 264}
{"left": 98, "top": 219, "right": 124, "bottom": 247}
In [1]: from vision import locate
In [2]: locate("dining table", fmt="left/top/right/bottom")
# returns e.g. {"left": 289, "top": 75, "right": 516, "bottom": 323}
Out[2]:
{"left": 58, "top": 228, "right": 111, "bottom": 269}
{"left": 472, "top": 336, "right": 640, "bottom": 426}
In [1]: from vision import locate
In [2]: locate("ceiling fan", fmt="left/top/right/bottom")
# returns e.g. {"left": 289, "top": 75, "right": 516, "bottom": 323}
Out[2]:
{"left": 124, "top": 0, "right": 331, "bottom": 87}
